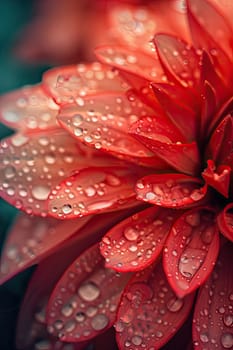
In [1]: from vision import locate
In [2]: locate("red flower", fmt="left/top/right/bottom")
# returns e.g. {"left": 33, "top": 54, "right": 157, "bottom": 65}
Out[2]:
{"left": 0, "top": 0, "right": 233, "bottom": 349}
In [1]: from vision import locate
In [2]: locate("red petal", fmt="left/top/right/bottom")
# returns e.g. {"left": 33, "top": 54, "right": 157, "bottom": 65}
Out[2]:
{"left": 115, "top": 261, "right": 195, "bottom": 349}
{"left": 163, "top": 207, "right": 220, "bottom": 297}
{"left": 0, "top": 130, "right": 117, "bottom": 216}
{"left": 154, "top": 34, "right": 200, "bottom": 89}
{"left": 206, "top": 115, "right": 233, "bottom": 166}
{"left": 47, "top": 243, "right": 131, "bottom": 342}
{"left": 202, "top": 160, "right": 231, "bottom": 198}
{"left": 0, "top": 85, "right": 59, "bottom": 132}
{"left": 95, "top": 45, "right": 165, "bottom": 83}
{"left": 15, "top": 210, "right": 133, "bottom": 349}
{"left": 0, "top": 213, "right": 90, "bottom": 284}
{"left": 200, "top": 80, "right": 217, "bottom": 140}
{"left": 131, "top": 116, "right": 200, "bottom": 176}
{"left": 217, "top": 203, "right": 233, "bottom": 242}
{"left": 100, "top": 206, "right": 180, "bottom": 272}
{"left": 48, "top": 167, "right": 138, "bottom": 219}
{"left": 109, "top": 2, "right": 190, "bottom": 53}
{"left": 193, "top": 243, "right": 233, "bottom": 349}
{"left": 187, "top": 0, "right": 233, "bottom": 79}
{"left": 136, "top": 174, "right": 207, "bottom": 208}
{"left": 43, "top": 62, "right": 128, "bottom": 105}
{"left": 57, "top": 94, "right": 165, "bottom": 167}
{"left": 152, "top": 83, "right": 198, "bottom": 142}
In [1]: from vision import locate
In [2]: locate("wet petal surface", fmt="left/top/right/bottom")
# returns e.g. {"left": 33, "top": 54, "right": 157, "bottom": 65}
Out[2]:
{"left": 47, "top": 244, "right": 131, "bottom": 342}
{"left": 163, "top": 207, "right": 220, "bottom": 297}
{"left": 100, "top": 206, "right": 180, "bottom": 272}
{"left": 115, "top": 261, "right": 195, "bottom": 350}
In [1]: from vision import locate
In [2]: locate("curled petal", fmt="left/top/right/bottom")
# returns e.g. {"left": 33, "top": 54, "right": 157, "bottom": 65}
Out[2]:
{"left": 0, "top": 130, "right": 113, "bottom": 216}
{"left": 202, "top": 160, "right": 231, "bottom": 198}
{"left": 193, "top": 243, "right": 233, "bottom": 349}
{"left": 115, "top": 262, "right": 195, "bottom": 350}
{"left": 187, "top": 0, "right": 233, "bottom": 79}
{"left": 43, "top": 62, "right": 128, "bottom": 105}
{"left": 152, "top": 83, "right": 198, "bottom": 142}
{"left": 0, "top": 85, "right": 59, "bottom": 131}
{"left": 154, "top": 34, "right": 200, "bottom": 88}
{"left": 206, "top": 114, "right": 233, "bottom": 166}
{"left": 48, "top": 167, "right": 138, "bottom": 219}
{"left": 217, "top": 203, "right": 233, "bottom": 242}
{"left": 95, "top": 45, "right": 165, "bottom": 83}
{"left": 0, "top": 213, "right": 90, "bottom": 284}
{"left": 131, "top": 116, "right": 200, "bottom": 175}
{"left": 163, "top": 207, "right": 220, "bottom": 297}
{"left": 136, "top": 174, "right": 207, "bottom": 208}
{"left": 47, "top": 243, "right": 131, "bottom": 342}
{"left": 100, "top": 206, "right": 180, "bottom": 272}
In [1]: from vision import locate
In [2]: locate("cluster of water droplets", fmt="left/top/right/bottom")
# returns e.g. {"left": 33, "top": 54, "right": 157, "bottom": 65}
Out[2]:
{"left": 100, "top": 207, "right": 176, "bottom": 271}
{"left": 47, "top": 245, "right": 130, "bottom": 342}
{"left": 0, "top": 130, "right": 86, "bottom": 215}
{"left": 0, "top": 85, "right": 59, "bottom": 131}
{"left": 136, "top": 177, "right": 204, "bottom": 207}
{"left": 115, "top": 263, "right": 193, "bottom": 350}
{"left": 48, "top": 167, "right": 136, "bottom": 219}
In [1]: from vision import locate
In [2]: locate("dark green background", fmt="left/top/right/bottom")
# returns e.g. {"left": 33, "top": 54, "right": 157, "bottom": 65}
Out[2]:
{"left": 0, "top": 1, "right": 49, "bottom": 348}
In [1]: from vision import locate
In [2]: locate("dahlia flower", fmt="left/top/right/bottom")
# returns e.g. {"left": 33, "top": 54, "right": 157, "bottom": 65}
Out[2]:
{"left": 0, "top": 0, "right": 233, "bottom": 349}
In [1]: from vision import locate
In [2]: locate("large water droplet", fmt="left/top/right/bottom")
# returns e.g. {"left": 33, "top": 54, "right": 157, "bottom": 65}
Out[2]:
{"left": 223, "top": 314, "right": 233, "bottom": 327}
{"left": 167, "top": 297, "right": 184, "bottom": 312}
{"left": 78, "top": 281, "right": 100, "bottom": 301}
{"left": 4, "top": 166, "right": 16, "bottom": 179}
{"left": 221, "top": 333, "right": 233, "bottom": 348}
{"left": 124, "top": 227, "right": 139, "bottom": 241}
{"left": 32, "top": 185, "right": 50, "bottom": 200}
{"left": 179, "top": 248, "right": 205, "bottom": 278}
{"left": 131, "top": 335, "right": 142, "bottom": 346}
{"left": 91, "top": 314, "right": 108, "bottom": 330}
{"left": 62, "top": 204, "right": 73, "bottom": 215}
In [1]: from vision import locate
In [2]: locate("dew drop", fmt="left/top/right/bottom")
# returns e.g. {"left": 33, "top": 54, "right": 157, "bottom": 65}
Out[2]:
{"left": 78, "top": 281, "right": 100, "bottom": 301}
{"left": 200, "top": 332, "right": 209, "bottom": 343}
{"left": 62, "top": 204, "right": 73, "bottom": 215}
{"left": 4, "top": 166, "right": 16, "bottom": 179}
{"left": 32, "top": 185, "right": 50, "bottom": 200}
{"left": 124, "top": 227, "right": 139, "bottom": 241}
{"left": 131, "top": 335, "right": 142, "bottom": 346}
{"left": 179, "top": 248, "right": 205, "bottom": 278}
{"left": 223, "top": 315, "right": 233, "bottom": 327}
{"left": 75, "top": 312, "right": 86, "bottom": 322}
{"left": 91, "top": 314, "right": 109, "bottom": 331}
{"left": 72, "top": 114, "right": 83, "bottom": 126}
{"left": 61, "top": 304, "right": 73, "bottom": 317}
{"left": 74, "top": 128, "right": 83, "bottom": 137}
{"left": 167, "top": 297, "right": 184, "bottom": 312}
{"left": 221, "top": 333, "right": 233, "bottom": 348}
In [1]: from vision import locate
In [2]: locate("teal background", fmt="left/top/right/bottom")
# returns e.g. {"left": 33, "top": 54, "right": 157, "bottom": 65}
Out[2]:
{"left": 0, "top": 1, "right": 49, "bottom": 348}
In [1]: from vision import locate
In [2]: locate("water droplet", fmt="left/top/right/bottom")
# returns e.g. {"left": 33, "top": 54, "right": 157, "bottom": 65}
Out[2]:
{"left": 78, "top": 281, "right": 100, "bottom": 301}
{"left": 179, "top": 248, "right": 205, "bottom": 278}
{"left": 223, "top": 314, "right": 233, "bottom": 327}
{"left": 72, "top": 114, "right": 83, "bottom": 126}
{"left": 167, "top": 297, "right": 184, "bottom": 312}
{"left": 4, "top": 166, "right": 16, "bottom": 179}
{"left": 61, "top": 304, "right": 73, "bottom": 317}
{"left": 75, "top": 312, "right": 86, "bottom": 322}
{"left": 62, "top": 204, "right": 73, "bottom": 215}
{"left": 200, "top": 332, "right": 209, "bottom": 343}
{"left": 221, "top": 333, "right": 233, "bottom": 348}
{"left": 131, "top": 335, "right": 142, "bottom": 346}
{"left": 124, "top": 227, "right": 139, "bottom": 241}
{"left": 64, "top": 320, "right": 76, "bottom": 332}
{"left": 32, "top": 185, "right": 50, "bottom": 200}
{"left": 91, "top": 314, "right": 109, "bottom": 330}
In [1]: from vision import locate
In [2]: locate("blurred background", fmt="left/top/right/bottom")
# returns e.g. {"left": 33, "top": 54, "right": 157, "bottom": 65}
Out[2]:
{"left": 0, "top": 1, "right": 49, "bottom": 348}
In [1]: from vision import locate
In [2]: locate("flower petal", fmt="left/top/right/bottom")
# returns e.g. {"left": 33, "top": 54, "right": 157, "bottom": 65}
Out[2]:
{"left": 163, "top": 207, "right": 220, "bottom": 297}
{"left": 57, "top": 94, "right": 165, "bottom": 167}
{"left": 47, "top": 243, "right": 131, "bottom": 342}
{"left": 193, "top": 243, "right": 233, "bottom": 349}
{"left": 187, "top": 0, "right": 233, "bottom": 78}
{"left": 154, "top": 34, "right": 200, "bottom": 89}
{"left": 217, "top": 203, "right": 233, "bottom": 242}
{"left": 200, "top": 80, "right": 217, "bottom": 140}
{"left": 0, "top": 130, "right": 116, "bottom": 216}
{"left": 15, "top": 210, "right": 132, "bottom": 349}
{"left": 131, "top": 116, "right": 200, "bottom": 175}
{"left": 206, "top": 114, "right": 233, "bottom": 166}
{"left": 95, "top": 45, "right": 165, "bottom": 83}
{"left": 152, "top": 83, "right": 198, "bottom": 142}
{"left": 0, "top": 84, "right": 59, "bottom": 132}
{"left": 202, "top": 160, "right": 231, "bottom": 198}
{"left": 100, "top": 206, "right": 180, "bottom": 272}
{"left": 48, "top": 167, "right": 138, "bottom": 219}
{"left": 115, "top": 261, "right": 195, "bottom": 350}
{"left": 136, "top": 174, "right": 207, "bottom": 208}
{"left": 0, "top": 213, "right": 90, "bottom": 284}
